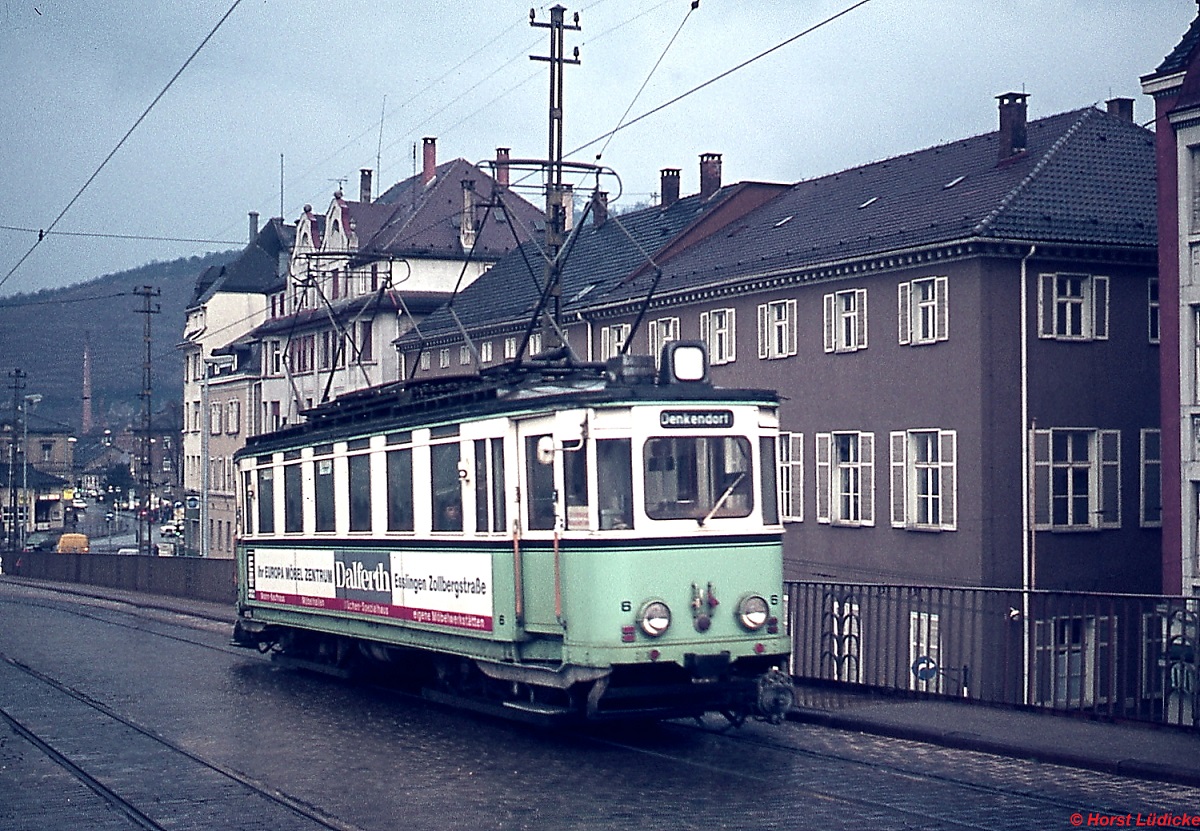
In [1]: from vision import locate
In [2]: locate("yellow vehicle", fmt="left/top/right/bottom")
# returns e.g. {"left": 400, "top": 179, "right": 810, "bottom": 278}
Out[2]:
{"left": 55, "top": 533, "right": 90, "bottom": 554}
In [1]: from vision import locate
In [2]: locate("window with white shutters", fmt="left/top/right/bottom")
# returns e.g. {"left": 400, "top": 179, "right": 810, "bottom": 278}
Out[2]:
{"left": 756, "top": 299, "right": 797, "bottom": 360}
{"left": 823, "top": 289, "right": 868, "bottom": 352}
{"left": 898, "top": 276, "right": 948, "bottom": 345}
{"left": 890, "top": 429, "right": 957, "bottom": 531}
{"left": 815, "top": 431, "right": 874, "bottom": 526}
{"left": 1037, "top": 273, "right": 1109, "bottom": 341}
{"left": 1032, "top": 428, "right": 1121, "bottom": 530}
{"left": 700, "top": 308, "right": 736, "bottom": 365}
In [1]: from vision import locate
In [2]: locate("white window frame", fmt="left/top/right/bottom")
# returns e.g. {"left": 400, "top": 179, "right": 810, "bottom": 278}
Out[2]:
{"left": 529, "top": 332, "right": 543, "bottom": 357}
{"left": 700, "top": 308, "right": 736, "bottom": 365}
{"left": 815, "top": 431, "right": 874, "bottom": 526}
{"left": 898, "top": 276, "right": 948, "bottom": 346}
{"left": 890, "top": 429, "right": 957, "bottom": 531}
{"left": 648, "top": 317, "right": 679, "bottom": 367}
{"left": 225, "top": 400, "right": 240, "bottom": 435}
{"left": 778, "top": 431, "right": 803, "bottom": 522}
{"left": 420, "top": 351, "right": 431, "bottom": 371}
{"left": 439, "top": 348, "right": 450, "bottom": 369}
{"left": 459, "top": 344, "right": 472, "bottom": 366}
{"left": 600, "top": 323, "right": 630, "bottom": 360}
{"left": 757, "top": 299, "right": 797, "bottom": 360}
{"left": 1037, "top": 273, "right": 1109, "bottom": 341}
{"left": 1032, "top": 428, "right": 1121, "bottom": 530}
{"left": 480, "top": 341, "right": 493, "bottom": 364}
{"left": 208, "top": 402, "right": 222, "bottom": 436}
{"left": 823, "top": 288, "right": 868, "bottom": 353}
{"left": 1140, "top": 428, "right": 1162, "bottom": 528}
{"left": 504, "top": 337, "right": 517, "bottom": 360}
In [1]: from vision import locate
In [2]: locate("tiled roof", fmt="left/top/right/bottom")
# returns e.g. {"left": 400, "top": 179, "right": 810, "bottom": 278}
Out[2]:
{"left": 399, "top": 184, "right": 762, "bottom": 344}
{"left": 366, "top": 158, "right": 544, "bottom": 260}
{"left": 400, "top": 103, "right": 1155, "bottom": 344}
{"left": 602, "top": 105, "right": 1154, "bottom": 305}
{"left": 189, "top": 218, "right": 293, "bottom": 306}
{"left": 1148, "top": 9, "right": 1200, "bottom": 79}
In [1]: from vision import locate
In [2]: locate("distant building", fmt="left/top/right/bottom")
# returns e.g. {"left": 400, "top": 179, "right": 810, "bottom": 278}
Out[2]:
{"left": 403, "top": 95, "right": 1160, "bottom": 594}
{"left": 180, "top": 142, "right": 543, "bottom": 556}
{"left": 0, "top": 409, "right": 76, "bottom": 544}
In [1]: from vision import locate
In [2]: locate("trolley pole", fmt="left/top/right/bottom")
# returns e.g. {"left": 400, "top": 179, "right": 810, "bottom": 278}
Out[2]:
{"left": 530, "top": 4, "right": 580, "bottom": 344}
{"left": 134, "top": 286, "right": 160, "bottom": 557}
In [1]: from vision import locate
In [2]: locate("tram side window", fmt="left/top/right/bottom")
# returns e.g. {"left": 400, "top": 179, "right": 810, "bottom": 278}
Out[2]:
{"left": 431, "top": 443, "right": 463, "bottom": 532}
{"left": 387, "top": 448, "right": 414, "bottom": 532}
{"left": 564, "top": 444, "right": 589, "bottom": 530}
{"left": 348, "top": 454, "right": 371, "bottom": 532}
{"left": 597, "top": 439, "right": 633, "bottom": 530}
{"left": 474, "top": 438, "right": 507, "bottom": 533}
{"left": 525, "top": 435, "right": 556, "bottom": 530}
{"left": 257, "top": 468, "right": 274, "bottom": 534}
{"left": 491, "top": 437, "right": 507, "bottom": 532}
{"left": 243, "top": 471, "right": 254, "bottom": 536}
{"left": 644, "top": 436, "right": 753, "bottom": 521}
{"left": 284, "top": 464, "right": 303, "bottom": 533}
{"left": 315, "top": 458, "right": 335, "bottom": 532}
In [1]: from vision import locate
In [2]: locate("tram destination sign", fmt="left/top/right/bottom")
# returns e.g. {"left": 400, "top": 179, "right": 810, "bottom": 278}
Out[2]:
{"left": 660, "top": 409, "right": 734, "bottom": 429}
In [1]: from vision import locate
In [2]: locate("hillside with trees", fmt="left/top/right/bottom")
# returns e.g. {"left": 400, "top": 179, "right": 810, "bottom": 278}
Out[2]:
{"left": 0, "top": 251, "right": 235, "bottom": 431}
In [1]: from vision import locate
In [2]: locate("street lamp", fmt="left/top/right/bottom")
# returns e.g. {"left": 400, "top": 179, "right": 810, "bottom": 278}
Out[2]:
{"left": 201, "top": 354, "right": 235, "bottom": 557}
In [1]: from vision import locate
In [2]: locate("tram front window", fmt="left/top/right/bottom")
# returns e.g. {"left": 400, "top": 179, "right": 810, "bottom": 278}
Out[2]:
{"left": 644, "top": 436, "right": 753, "bottom": 521}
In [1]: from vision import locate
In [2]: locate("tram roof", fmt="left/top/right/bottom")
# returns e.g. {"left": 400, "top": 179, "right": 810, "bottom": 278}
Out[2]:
{"left": 238, "top": 357, "right": 777, "bottom": 456}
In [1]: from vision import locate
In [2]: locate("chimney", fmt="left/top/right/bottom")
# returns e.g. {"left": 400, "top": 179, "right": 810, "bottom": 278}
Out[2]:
{"left": 699, "top": 152, "right": 722, "bottom": 199}
{"left": 248, "top": 211, "right": 259, "bottom": 242}
{"left": 495, "top": 147, "right": 510, "bottom": 187}
{"left": 1106, "top": 97, "right": 1134, "bottom": 122}
{"left": 460, "top": 179, "right": 476, "bottom": 251}
{"left": 996, "top": 92, "right": 1029, "bottom": 161}
{"left": 660, "top": 168, "right": 681, "bottom": 207}
{"left": 422, "top": 137, "right": 437, "bottom": 186}
{"left": 359, "top": 168, "right": 373, "bottom": 203}
{"left": 592, "top": 190, "right": 609, "bottom": 228}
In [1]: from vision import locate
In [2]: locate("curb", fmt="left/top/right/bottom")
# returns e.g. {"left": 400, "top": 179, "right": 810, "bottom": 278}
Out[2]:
{"left": 787, "top": 707, "right": 1200, "bottom": 789}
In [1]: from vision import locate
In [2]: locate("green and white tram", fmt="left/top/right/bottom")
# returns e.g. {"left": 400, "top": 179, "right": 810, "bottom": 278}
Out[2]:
{"left": 232, "top": 342, "right": 795, "bottom": 723}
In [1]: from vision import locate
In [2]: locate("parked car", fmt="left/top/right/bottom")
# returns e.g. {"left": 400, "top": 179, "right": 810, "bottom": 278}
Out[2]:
{"left": 22, "top": 531, "right": 60, "bottom": 552}
{"left": 55, "top": 533, "right": 90, "bottom": 554}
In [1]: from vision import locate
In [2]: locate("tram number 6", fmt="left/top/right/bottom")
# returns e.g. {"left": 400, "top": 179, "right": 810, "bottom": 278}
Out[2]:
{"left": 621, "top": 600, "right": 632, "bottom": 613}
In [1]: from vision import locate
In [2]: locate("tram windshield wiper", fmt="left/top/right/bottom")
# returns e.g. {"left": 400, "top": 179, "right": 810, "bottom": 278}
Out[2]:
{"left": 699, "top": 472, "right": 745, "bottom": 527}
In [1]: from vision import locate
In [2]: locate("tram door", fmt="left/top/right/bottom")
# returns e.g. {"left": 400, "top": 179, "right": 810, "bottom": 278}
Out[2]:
{"left": 516, "top": 412, "right": 589, "bottom": 633}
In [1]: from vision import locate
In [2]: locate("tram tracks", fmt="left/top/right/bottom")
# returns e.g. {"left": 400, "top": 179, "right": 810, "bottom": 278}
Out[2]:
{"left": 0, "top": 653, "right": 361, "bottom": 831}
{"left": 578, "top": 717, "right": 1160, "bottom": 830}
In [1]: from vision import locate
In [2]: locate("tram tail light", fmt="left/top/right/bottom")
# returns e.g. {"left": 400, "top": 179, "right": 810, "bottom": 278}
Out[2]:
{"left": 621, "top": 625, "right": 636, "bottom": 643}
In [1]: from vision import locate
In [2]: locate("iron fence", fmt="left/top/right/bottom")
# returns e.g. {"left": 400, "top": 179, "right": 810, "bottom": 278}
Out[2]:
{"left": 785, "top": 581, "right": 1200, "bottom": 729}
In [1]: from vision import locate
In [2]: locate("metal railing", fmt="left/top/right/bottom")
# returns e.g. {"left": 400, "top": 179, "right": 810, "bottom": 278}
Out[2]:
{"left": 785, "top": 581, "right": 1200, "bottom": 729}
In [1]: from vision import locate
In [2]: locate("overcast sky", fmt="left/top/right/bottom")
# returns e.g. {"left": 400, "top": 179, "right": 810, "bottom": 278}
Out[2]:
{"left": 0, "top": 0, "right": 1192, "bottom": 297}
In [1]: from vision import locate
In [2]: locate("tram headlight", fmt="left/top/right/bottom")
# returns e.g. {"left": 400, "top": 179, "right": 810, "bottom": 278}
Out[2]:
{"left": 638, "top": 600, "right": 671, "bottom": 637}
{"left": 736, "top": 595, "right": 770, "bottom": 631}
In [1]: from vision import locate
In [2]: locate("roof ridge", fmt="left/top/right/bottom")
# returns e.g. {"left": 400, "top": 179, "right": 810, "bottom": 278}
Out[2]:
{"left": 973, "top": 107, "right": 1095, "bottom": 237}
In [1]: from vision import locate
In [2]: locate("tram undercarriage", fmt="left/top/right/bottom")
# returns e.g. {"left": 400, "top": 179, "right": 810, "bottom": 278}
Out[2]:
{"left": 232, "top": 620, "right": 794, "bottom": 726}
